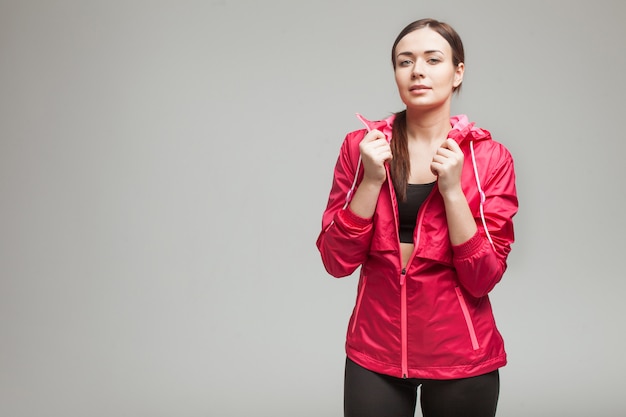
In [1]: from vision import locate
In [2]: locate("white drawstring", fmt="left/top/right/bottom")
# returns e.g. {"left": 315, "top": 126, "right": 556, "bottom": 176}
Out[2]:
{"left": 342, "top": 114, "right": 372, "bottom": 209}
{"left": 343, "top": 156, "right": 362, "bottom": 209}
{"left": 470, "top": 140, "right": 495, "bottom": 251}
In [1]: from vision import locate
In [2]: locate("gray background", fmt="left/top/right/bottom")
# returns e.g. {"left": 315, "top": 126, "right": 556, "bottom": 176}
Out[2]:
{"left": 1, "top": 0, "right": 625, "bottom": 416}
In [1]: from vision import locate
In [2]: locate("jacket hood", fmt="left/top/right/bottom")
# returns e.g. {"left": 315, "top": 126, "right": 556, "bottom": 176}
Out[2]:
{"left": 355, "top": 113, "right": 491, "bottom": 144}
{"left": 448, "top": 114, "right": 491, "bottom": 144}
{"left": 355, "top": 113, "right": 396, "bottom": 140}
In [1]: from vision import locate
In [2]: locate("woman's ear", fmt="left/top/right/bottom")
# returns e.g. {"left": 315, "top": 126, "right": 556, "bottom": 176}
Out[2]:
{"left": 453, "top": 62, "right": 464, "bottom": 88}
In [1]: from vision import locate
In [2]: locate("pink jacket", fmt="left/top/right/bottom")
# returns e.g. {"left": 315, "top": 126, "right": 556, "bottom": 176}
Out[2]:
{"left": 316, "top": 113, "right": 518, "bottom": 379}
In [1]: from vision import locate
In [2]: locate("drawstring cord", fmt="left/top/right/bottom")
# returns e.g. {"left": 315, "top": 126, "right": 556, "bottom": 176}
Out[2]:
{"left": 470, "top": 140, "right": 495, "bottom": 251}
{"left": 343, "top": 114, "right": 371, "bottom": 209}
{"left": 343, "top": 157, "right": 362, "bottom": 210}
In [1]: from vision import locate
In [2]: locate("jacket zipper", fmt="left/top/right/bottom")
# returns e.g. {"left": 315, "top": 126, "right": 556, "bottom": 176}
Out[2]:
{"left": 400, "top": 267, "right": 408, "bottom": 378}
{"left": 398, "top": 185, "right": 436, "bottom": 379}
{"left": 384, "top": 168, "right": 409, "bottom": 378}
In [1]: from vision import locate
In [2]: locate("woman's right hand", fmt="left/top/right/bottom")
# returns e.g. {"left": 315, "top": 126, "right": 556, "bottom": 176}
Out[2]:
{"left": 359, "top": 129, "right": 392, "bottom": 185}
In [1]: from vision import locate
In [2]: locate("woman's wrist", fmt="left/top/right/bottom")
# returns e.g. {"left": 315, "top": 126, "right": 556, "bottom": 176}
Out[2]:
{"left": 441, "top": 187, "right": 464, "bottom": 201}
{"left": 348, "top": 178, "right": 384, "bottom": 219}
{"left": 359, "top": 177, "right": 386, "bottom": 191}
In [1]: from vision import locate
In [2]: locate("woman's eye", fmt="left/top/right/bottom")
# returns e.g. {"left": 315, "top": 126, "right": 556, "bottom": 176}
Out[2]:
{"left": 400, "top": 60, "right": 412, "bottom": 66}
{"left": 427, "top": 58, "right": 441, "bottom": 64}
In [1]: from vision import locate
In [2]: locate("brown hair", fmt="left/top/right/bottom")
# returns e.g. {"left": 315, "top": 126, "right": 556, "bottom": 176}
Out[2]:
{"left": 389, "top": 18, "right": 465, "bottom": 201}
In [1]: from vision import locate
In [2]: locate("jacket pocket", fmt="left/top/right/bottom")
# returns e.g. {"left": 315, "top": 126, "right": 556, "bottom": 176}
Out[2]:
{"left": 455, "top": 287, "right": 480, "bottom": 350}
{"left": 351, "top": 274, "right": 368, "bottom": 334}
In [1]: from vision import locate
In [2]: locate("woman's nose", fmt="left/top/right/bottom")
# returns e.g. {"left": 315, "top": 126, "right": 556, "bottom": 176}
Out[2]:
{"left": 412, "top": 60, "right": 425, "bottom": 79}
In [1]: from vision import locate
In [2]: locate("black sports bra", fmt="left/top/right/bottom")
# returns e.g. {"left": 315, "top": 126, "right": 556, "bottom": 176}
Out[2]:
{"left": 397, "top": 182, "right": 435, "bottom": 243}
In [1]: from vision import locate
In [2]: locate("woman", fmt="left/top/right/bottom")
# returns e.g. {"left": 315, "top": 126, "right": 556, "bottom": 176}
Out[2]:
{"left": 316, "top": 18, "right": 518, "bottom": 417}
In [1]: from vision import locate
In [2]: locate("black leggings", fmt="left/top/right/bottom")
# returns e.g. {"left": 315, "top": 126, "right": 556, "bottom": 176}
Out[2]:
{"left": 344, "top": 357, "right": 500, "bottom": 417}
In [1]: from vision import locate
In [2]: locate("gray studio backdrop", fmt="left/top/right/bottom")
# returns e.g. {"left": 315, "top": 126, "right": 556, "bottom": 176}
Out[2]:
{"left": 1, "top": 0, "right": 625, "bottom": 416}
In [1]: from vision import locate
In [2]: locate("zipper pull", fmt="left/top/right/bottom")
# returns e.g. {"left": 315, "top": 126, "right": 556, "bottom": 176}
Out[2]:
{"left": 400, "top": 268, "right": 406, "bottom": 286}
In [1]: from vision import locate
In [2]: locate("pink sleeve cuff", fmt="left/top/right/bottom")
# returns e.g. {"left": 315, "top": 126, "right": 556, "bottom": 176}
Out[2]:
{"left": 452, "top": 230, "right": 485, "bottom": 260}
{"left": 337, "top": 207, "right": 373, "bottom": 229}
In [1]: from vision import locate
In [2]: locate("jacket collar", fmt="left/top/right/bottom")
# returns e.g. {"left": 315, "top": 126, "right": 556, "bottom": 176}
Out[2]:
{"left": 356, "top": 113, "right": 491, "bottom": 144}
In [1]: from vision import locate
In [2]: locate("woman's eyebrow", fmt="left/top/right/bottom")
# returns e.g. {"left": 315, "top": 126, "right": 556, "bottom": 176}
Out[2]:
{"left": 396, "top": 51, "right": 415, "bottom": 59}
{"left": 397, "top": 49, "right": 445, "bottom": 58}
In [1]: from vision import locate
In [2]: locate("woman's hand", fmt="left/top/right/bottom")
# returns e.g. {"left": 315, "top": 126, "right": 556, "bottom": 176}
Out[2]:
{"left": 359, "top": 129, "right": 392, "bottom": 185}
{"left": 431, "top": 138, "right": 477, "bottom": 245}
{"left": 431, "top": 138, "right": 464, "bottom": 197}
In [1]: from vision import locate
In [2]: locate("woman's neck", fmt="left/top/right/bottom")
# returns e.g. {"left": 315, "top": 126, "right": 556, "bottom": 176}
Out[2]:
{"left": 404, "top": 107, "right": 452, "bottom": 144}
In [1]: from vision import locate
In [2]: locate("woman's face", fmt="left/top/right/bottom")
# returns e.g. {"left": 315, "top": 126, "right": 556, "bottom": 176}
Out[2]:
{"left": 394, "top": 27, "right": 464, "bottom": 111}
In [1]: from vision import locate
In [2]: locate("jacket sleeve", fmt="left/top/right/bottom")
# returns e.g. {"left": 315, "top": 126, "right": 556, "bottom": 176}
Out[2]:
{"left": 316, "top": 130, "right": 375, "bottom": 278}
{"left": 452, "top": 145, "right": 518, "bottom": 297}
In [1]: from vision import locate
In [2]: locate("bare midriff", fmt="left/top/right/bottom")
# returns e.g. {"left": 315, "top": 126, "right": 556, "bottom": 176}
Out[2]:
{"left": 400, "top": 242, "right": 414, "bottom": 269}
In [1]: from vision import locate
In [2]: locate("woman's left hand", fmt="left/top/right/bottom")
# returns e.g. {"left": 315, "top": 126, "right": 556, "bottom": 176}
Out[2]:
{"left": 430, "top": 138, "right": 464, "bottom": 196}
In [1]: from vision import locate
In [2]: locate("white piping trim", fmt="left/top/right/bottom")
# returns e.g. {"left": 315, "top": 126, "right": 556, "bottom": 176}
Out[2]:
{"left": 469, "top": 140, "right": 495, "bottom": 251}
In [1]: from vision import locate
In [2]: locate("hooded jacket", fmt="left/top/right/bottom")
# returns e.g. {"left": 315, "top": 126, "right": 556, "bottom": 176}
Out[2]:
{"left": 316, "top": 113, "right": 518, "bottom": 380}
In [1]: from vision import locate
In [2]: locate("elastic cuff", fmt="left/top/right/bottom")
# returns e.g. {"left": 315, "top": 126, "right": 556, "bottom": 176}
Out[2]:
{"left": 338, "top": 207, "right": 373, "bottom": 229}
{"left": 452, "top": 230, "right": 485, "bottom": 259}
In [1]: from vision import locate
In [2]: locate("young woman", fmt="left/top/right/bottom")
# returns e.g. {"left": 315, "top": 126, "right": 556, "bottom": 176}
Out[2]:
{"left": 316, "top": 18, "right": 518, "bottom": 417}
